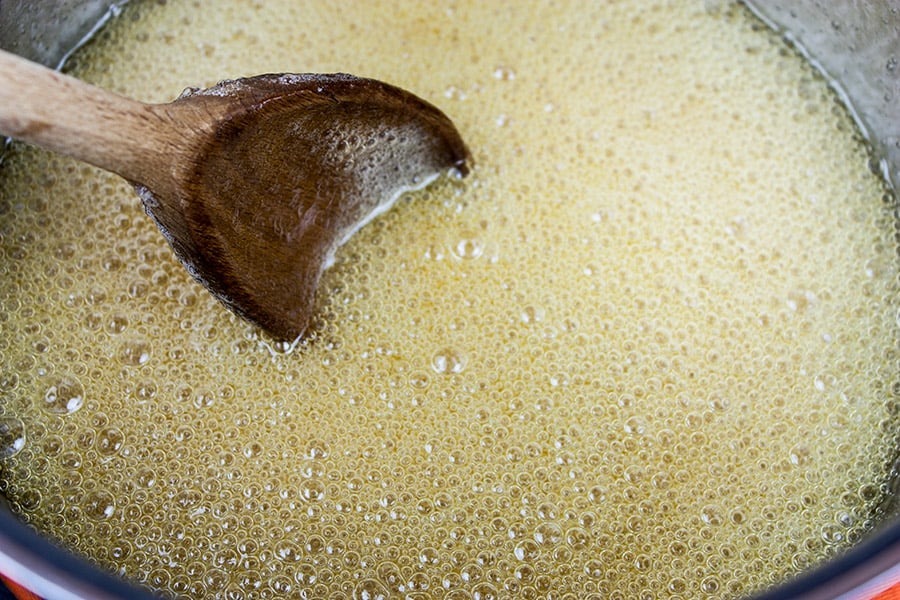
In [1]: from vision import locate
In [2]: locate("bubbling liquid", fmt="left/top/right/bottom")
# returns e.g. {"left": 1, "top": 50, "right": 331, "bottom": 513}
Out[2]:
{"left": 1, "top": 1, "right": 899, "bottom": 599}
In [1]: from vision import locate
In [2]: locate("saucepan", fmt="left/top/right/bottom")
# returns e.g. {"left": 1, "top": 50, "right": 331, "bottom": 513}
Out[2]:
{"left": 0, "top": 1, "right": 897, "bottom": 599}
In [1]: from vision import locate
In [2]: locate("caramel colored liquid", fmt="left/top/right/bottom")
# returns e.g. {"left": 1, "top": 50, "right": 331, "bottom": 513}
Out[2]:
{"left": 1, "top": 2, "right": 898, "bottom": 599}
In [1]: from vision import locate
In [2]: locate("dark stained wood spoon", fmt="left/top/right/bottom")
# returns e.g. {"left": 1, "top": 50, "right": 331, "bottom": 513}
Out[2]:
{"left": 0, "top": 49, "right": 470, "bottom": 341}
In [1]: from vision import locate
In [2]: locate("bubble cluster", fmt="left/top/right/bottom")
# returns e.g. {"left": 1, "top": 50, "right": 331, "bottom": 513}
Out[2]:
{"left": 0, "top": 1, "right": 899, "bottom": 600}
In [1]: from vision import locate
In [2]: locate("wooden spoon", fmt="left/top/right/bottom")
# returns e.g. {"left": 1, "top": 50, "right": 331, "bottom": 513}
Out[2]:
{"left": 0, "top": 49, "right": 470, "bottom": 341}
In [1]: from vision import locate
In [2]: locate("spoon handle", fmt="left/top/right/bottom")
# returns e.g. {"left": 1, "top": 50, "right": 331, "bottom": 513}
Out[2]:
{"left": 0, "top": 49, "right": 176, "bottom": 184}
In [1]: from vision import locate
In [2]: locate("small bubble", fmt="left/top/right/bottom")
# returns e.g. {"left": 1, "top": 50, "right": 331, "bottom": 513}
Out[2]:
{"left": 789, "top": 444, "right": 810, "bottom": 466}
{"left": 493, "top": 65, "right": 516, "bottom": 80}
{"left": 424, "top": 244, "right": 445, "bottom": 260}
{"left": 192, "top": 389, "right": 214, "bottom": 409}
{"left": 514, "top": 539, "right": 539, "bottom": 561}
{"left": 587, "top": 486, "right": 607, "bottom": 504}
{"left": 60, "top": 450, "right": 82, "bottom": 469}
{"left": 700, "top": 576, "right": 720, "bottom": 594}
{"left": 651, "top": 472, "right": 670, "bottom": 489}
{"left": 17, "top": 488, "right": 41, "bottom": 511}
{"left": 174, "top": 425, "right": 194, "bottom": 443}
{"left": 87, "top": 288, "right": 107, "bottom": 305}
{"left": 96, "top": 428, "right": 125, "bottom": 455}
{"left": 821, "top": 523, "right": 844, "bottom": 544}
{"left": 859, "top": 484, "right": 879, "bottom": 501}
{"left": 565, "top": 526, "right": 590, "bottom": 550}
{"left": 119, "top": 339, "right": 151, "bottom": 366}
{"left": 444, "top": 85, "right": 468, "bottom": 100}
{"left": 136, "top": 468, "right": 156, "bottom": 488}
{"left": 409, "top": 372, "right": 431, "bottom": 389}
{"left": 432, "top": 348, "right": 466, "bottom": 374}
{"left": 243, "top": 441, "right": 263, "bottom": 458}
{"left": 299, "top": 479, "right": 326, "bottom": 502}
{"left": 701, "top": 505, "right": 724, "bottom": 526}
{"left": 42, "top": 377, "right": 84, "bottom": 414}
{"left": 101, "top": 253, "right": 124, "bottom": 271}
{"left": 452, "top": 237, "right": 484, "bottom": 260}
{"left": 419, "top": 547, "right": 439, "bottom": 565}
{"left": 106, "top": 314, "right": 128, "bottom": 334}
{"left": 355, "top": 578, "right": 389, "bottom": 600}
{"left": 83, "top": 489, "right": 116, "bottom": 520}
{"left": 634, "top": 554, "right": 652, "bottom": 571}
{"left": 584, "top": 559, "right": 605, "bottom": 578}
{"left": 305, "top": 439, "right": 329, "bottom": 459}
{"left": 623, "top": 415, "right": 647, "bottom": 435}
{"left": 534, "top": 522, "right": 563, "bottom": 546}
{"left": 0, "top": 417, "right": 26, "bottom": 456}
{"left": 275, "top": 540, "right": 301, "bottom": 562}
{"left": 84, "top": 312, "right": 103, "bottom": 331}
{"left": 128, "top": 281, "right": 148, "bottom": 298}
{"left": 136, "top": 381, "right": 157, "bottom": 400}
{"left": 471, "top": 582, "right": 499, "bottom": 600}
{"left": 786, "top": 289, "right": 816, "bottom": 311}
{"left": 520, "top": 305, "right": 545, "bottom": 324}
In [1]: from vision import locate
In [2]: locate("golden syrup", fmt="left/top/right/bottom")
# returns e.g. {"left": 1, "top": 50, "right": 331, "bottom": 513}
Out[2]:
{"left": 0, "top": 1, "right": 898, "bottom": 598}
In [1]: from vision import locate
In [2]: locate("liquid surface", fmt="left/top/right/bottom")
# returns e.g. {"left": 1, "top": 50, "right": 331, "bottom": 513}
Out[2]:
{"left": 1, "top": 1, "right": 899, "bottom": 599}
